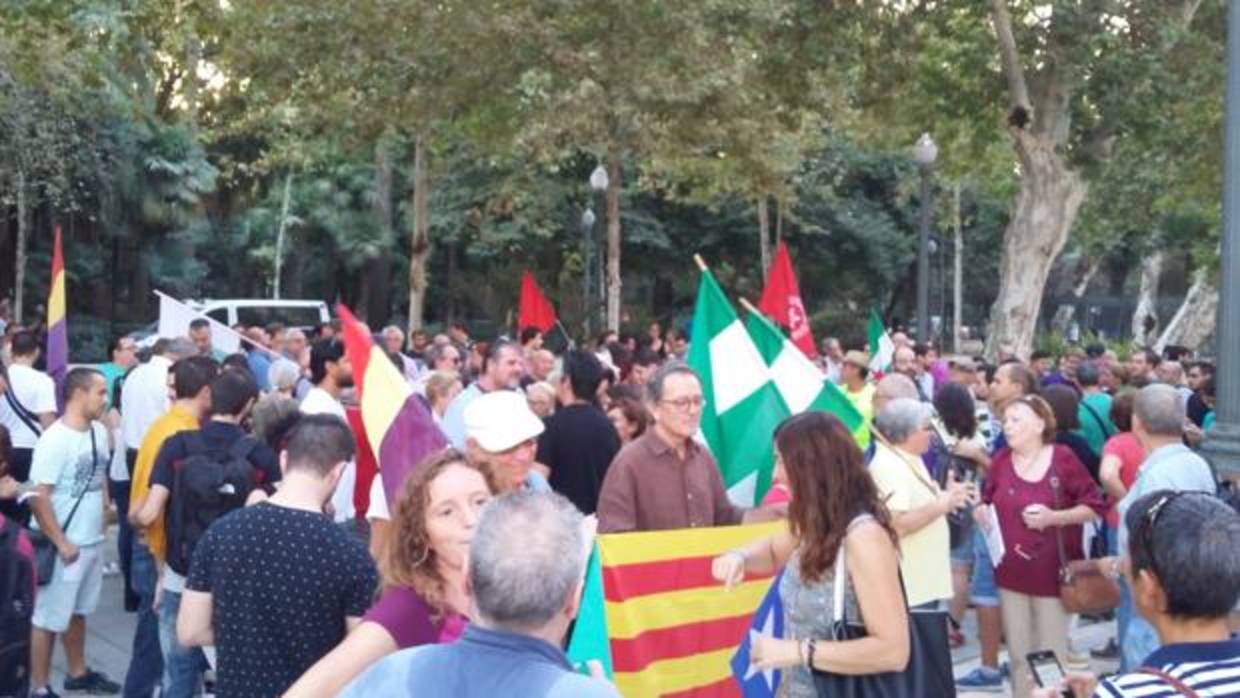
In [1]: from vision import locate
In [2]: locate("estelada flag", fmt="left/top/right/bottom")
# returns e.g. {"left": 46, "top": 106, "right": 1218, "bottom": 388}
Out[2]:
{"left": 337, "top": 305, "right": 447, "bottom": 507}
{"left": 518, "top": 270, "right": 557, "bottom": 333}
{"left": 567, "top": 521, "right": 783, "bottom": 697}
{"left": 46, "top": 225, "right": 68, "bottom": 409}
{"left": 757, "top": 241, "right": 815, "bottom": 359}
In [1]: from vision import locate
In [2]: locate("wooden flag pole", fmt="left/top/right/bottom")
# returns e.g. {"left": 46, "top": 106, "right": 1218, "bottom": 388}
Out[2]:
{"left": 693, "top": 254, "right": 707, "bottom": 272}
{"left": 738, "top": 297, "right": 761, "bottom": 317}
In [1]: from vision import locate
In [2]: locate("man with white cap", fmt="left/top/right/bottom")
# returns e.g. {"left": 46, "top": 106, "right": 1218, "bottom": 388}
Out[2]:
{"left": 464, "top": 391, "right": 551, "bottom": 494}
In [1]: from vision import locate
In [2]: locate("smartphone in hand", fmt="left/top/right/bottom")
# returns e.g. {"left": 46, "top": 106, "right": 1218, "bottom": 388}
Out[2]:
{"left": 1027, "top": 650, "right": 1073, "bottom": 697}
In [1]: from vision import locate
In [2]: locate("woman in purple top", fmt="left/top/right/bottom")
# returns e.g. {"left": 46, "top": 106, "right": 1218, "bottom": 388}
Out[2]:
{"left": 975, "top": 395, "right": 1105, "bottom": 698}
{"left": 285, "top": 449, "right": 494, "bottom": 697}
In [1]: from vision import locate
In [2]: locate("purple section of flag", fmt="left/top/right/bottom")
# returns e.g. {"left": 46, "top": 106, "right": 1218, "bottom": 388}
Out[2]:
{"left": 376, "top": 393, "right": 449, "bottom": 505}
{"left": 47, "top": 319, "right": 68, "bottom": 414}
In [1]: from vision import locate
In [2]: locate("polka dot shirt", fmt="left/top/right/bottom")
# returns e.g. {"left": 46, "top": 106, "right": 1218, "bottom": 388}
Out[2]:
{"left": 186, "top": 502, "right": 377, "bottom": 698}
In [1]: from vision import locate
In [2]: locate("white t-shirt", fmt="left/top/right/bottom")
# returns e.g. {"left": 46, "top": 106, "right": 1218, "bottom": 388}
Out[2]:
{"left": 868, "top": 444, "right": 953, "bottom": 606}
{"left": 120, "top": 355, "right": 173, "bottom": 455}
{"left": 299, "top": 387, "right": 357, "bottom": 523}
{"left": 366, "top": 475, "right": 389, "bottom": 522}
{"left": 0, "top": 364, "right": 57, "bottom": 448}
{"left": 29, "top": 420, "right": 110, "bottom": 547}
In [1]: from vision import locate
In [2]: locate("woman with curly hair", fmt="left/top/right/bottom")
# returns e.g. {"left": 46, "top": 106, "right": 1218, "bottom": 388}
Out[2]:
{"left": 284, "top": 449, "right": 494, "bottom": 697}
{"left": 710, "top": 411, "right": 909, "bottom": 697}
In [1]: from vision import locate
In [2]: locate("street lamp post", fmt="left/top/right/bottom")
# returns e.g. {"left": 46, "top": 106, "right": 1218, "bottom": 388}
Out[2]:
{"left": 1201, "top": 0, "right": 1240, "bottom": 480}
{"left": 913, "top": 133, "right": 938, "bottom": 344}
{"left": 590, "top": 164, "right": 609, "bottom": 333}
{"left": 581, "top": 207, "right": 597, "bottom": 338}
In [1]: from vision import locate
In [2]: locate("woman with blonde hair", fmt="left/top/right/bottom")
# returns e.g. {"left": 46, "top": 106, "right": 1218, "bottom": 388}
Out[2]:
{"left": 284, "top": 449, "right": 494, "bottom": 697}
{"left": 424, "top": 370, "right": 462, "bottom": 424}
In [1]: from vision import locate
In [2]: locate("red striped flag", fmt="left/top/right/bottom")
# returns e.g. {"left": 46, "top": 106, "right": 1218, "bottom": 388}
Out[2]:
{"left": 568, "top": 522, "right": 783, "bottom": 697}
{"left": 337, "top": 305, "right": 447, "bottom": 506}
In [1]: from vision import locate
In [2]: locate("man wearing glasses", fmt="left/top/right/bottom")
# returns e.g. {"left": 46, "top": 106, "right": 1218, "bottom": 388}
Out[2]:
{"left": 597, "top": 362, "right": 773, "bottom": 533}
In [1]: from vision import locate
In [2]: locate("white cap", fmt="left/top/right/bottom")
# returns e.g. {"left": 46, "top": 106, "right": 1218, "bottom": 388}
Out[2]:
{"left": 464, "top": 390, "right": 545, "bottom": 453}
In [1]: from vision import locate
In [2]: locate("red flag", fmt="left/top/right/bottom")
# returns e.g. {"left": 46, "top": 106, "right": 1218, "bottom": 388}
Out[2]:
{"left": 518, "top": 270, "right": 557, "bottom": 333}
{"left": 758, "top": 241, "right": 816, "bottom": 358}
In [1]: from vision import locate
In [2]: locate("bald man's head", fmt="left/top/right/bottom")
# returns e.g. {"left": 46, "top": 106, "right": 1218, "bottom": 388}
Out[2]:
{"left": 874, "top": 373, "right": 919, "bottom": 414}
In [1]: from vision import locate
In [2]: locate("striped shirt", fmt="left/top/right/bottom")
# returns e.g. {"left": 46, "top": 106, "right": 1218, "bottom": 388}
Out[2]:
{"left": 1096, "top": 639, "right": 1240, "bottom": 697}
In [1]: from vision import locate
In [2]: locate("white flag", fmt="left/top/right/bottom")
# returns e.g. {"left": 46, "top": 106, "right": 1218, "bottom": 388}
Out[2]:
{"left": 156, "top": 290, "right": 243, "bottom": 354}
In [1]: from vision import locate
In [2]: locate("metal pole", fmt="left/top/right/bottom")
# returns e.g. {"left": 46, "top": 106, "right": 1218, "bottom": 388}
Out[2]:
{"left": 1201, "top": 0, "right": 1240, "bottom": 479}
{"left": 595, "top": 188, "right": 606, "bottom": 332}
{"left": 953, "top": 183, "right": 963, "bottom": 355}
{"left": 917, "top": 164, "right": 932, "bottom": 342}
{"left": 582, "top": 216, "right": 593, "bottom": 339}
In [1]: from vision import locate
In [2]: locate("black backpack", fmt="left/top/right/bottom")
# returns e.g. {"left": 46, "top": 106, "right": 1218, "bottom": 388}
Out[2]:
{"left": 0, "top": 516, "right": 34, "bottom": 697}
{"left": 165, "top": 434, "right": 261, "bottom": 577}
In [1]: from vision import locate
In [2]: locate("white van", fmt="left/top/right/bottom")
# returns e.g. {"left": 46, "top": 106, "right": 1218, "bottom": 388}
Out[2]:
{"left": 190, "top": 298, "right": 331, "bottom": 332}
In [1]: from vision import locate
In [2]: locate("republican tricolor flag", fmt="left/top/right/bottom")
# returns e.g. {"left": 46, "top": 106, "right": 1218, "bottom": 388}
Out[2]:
{"left": 567, "top": 522, "right": 783, "bottom": 697}
{"left": 337, "top": 305, "right": 447, "bottom": 506}
{"left": 46, "top": 226, "right": 68, "bottom": 406}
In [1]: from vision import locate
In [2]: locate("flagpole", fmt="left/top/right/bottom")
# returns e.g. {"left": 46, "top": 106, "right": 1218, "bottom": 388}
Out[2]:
{"left": 693, "top": 254, "right": 708, "bottom": 272}
{"left": 554, "top": 319, "right": 576, "bottom": 350}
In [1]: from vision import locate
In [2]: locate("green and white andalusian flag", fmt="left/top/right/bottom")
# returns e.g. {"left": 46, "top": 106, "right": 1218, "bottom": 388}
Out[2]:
{"left": 868, "top": 308, "right": 895, "bottom": 374}
{"left": 745, "top": 308, "right": 867, "bottom": 444}
{"left": 686, "top": 268, "right": 789, "bottom": 506}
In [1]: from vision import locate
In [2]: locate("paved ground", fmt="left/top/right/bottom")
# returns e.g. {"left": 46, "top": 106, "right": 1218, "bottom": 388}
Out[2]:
{"left": 46, "top": 525, "right": 1120, "bottom": 696}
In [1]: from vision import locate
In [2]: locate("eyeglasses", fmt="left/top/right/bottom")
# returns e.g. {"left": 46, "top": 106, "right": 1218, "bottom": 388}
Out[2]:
{"left": 660, "top": 396, "right": 706, "bottom": 413}
{"left": 1137, "top": 491, "right": 1200, "bottom": 581}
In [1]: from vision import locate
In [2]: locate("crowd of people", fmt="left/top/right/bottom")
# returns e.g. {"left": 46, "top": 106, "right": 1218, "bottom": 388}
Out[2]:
{"left": 0, "top": 314, "right": 1237, "bottom": 698}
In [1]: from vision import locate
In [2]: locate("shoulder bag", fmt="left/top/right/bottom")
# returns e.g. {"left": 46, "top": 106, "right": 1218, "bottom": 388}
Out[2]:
{"left": 812, "top": 526, "right": 956, "bottom": 698}
{"left": 1136, "top": 667, "right": 1202, "bottom": 697}
{"left": 1050, "top": 462, "right": 1119, "bottom": 614}
{"left": 26, "top": 426, "right": 99, "bottom": 586}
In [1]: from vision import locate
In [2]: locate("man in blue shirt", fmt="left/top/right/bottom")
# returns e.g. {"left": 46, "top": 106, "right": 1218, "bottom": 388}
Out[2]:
{"left": 1114, "top": 385, "right": 1217, "bottom": 671}
{"left": 340, "top": 491, "right": 619, "bottom": 698}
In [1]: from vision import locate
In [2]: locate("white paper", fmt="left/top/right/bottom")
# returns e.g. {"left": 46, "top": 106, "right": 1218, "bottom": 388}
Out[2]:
{"left": 983, "top": 505, "right": 1005, "bottom": 567}
{"left": 62, "top": 546, "right": 97, "bottom": 583}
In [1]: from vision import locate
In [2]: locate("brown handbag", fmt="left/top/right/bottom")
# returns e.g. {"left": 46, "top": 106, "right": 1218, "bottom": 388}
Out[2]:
{"left": 1049, "top": 466, "right": 1120, "bottom": 614}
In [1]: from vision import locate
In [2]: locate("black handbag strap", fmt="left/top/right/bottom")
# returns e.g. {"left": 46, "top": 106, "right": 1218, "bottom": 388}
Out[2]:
{"left": 1137, "top": 668, "right": 1202, "bottom": 698}
{"left": 58, "top": 425, "right": 99, "bottom": 535}
{"left": 1049, "top": 459, "right": 1069, "bottom": 574}
{"left": 4, "top": 388, "right": 42, "bottom": 438}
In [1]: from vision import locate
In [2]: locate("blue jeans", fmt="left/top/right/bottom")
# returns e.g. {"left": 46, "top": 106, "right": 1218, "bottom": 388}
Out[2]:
{"left": 969, "top": 526, "right": 999, "bottom": 607}
{"left": 1118, "top": 579, "right": 1160, "bottom": 671}
{"left": 122, "top": 543, "right": 164, "bottom": 697}
{"left": 110, "top": 475, "right": 140, "bottom": 611}
{"left": 159, "top": 588, "right": 208, "bottom": 698}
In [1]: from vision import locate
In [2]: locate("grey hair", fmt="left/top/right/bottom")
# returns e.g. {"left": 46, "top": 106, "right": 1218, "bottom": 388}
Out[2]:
{"left": 875, "top": 397, "right": 932, "bottom": 445}
{"left": 267, "top": 359, "right": 301, "bottom": 393}
{"left": 646, "top": 360, "right": 699, "bottom": 403}
{"left": 426, "top": 342, "right": 457, "bottom": 367}
{"left": 285, "top": 328, "right": 307, "bottom": 343}
{"left": 165, "top": 337, "right": 197, "bottom": 359}
{"left": 1125, "top": 490, "right": 1240, "bottom": 619}
{"left": 382, "top": 325, "right": 404, "bottom": 340}
{"left": 469, "top": 491, "right": 585, "bottom": 632}
{"left": 1134, "top": 384, "right": 1185, "bottom": 437}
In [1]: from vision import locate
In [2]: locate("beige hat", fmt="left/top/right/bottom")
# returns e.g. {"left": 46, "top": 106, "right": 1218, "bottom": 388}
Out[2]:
{"left": 842, "top": 350, "right": 870, "bottom": 369}
{"left": 464, "top": 390, "right": 546, "bottom": 452}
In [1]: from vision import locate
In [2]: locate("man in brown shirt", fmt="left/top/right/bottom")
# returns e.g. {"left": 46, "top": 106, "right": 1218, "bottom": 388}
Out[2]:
{"left": 596, "top": 362, "right": 747, "bottom": 532}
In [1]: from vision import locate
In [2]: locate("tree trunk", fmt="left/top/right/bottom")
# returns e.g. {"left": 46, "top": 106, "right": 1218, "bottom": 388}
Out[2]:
{"left": 1131, "top": 250, "right": 1165, "bottom": 346}
{"left": 605, "top": 150, "right": 622, "bottom": 332}
{"left": 273, "top": 171, "right": 293, "bottom": 299}
{"left": 406, "top": 132, "right": 431, "bottom": 336}
{"left": 1156, "top": 266, "right": 1218, "bottom": 353}
{"left": 14, "top": 169, "right": 27, "bottom": 325}
{"left": 1050, "top": 256, "right": 1102, "bottom": 335}
{"left": 758, "top": 195, "right": 771, "bottom": 274}
{"left": 983, "top": 131, "right": 1088, "bottom": 360}
{"left": 368, "top": 137, "right": 394, "bottom": 324}
{"left": 775, "top": 197, "right": 784, "bottom": 245}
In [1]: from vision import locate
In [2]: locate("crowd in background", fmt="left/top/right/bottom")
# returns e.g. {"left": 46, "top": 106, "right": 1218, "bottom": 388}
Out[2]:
{"left": 0, "top": 312, "right": 1237, "bottom": 698}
